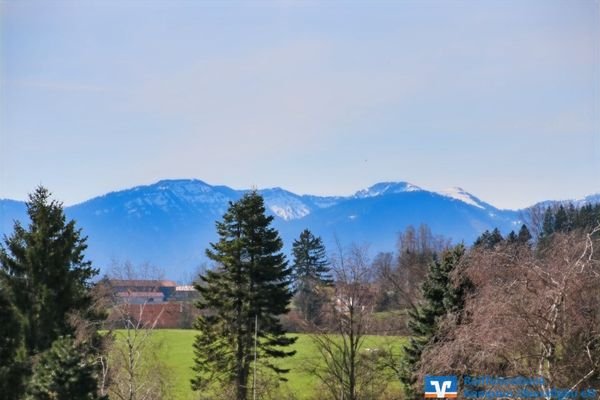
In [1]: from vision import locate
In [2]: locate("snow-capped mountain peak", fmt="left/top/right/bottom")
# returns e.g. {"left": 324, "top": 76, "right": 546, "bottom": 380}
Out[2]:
{"left": 438, "top": 187, "right": 486, "bottom": 209}
{"left": 354, "top": 182, "right": 422, "bottom": 198}
{"left": 258, "top": 188, "right": 312, "bottom": 221}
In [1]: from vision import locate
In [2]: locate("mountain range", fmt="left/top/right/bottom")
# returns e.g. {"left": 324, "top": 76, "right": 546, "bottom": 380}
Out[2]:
{"left": 1, "top": 179, "right": 598, "bottom": 281}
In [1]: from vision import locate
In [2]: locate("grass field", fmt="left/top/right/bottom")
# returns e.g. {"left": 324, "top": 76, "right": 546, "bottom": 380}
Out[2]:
{"left": 119, "top": 330, "right": 407, "bottom": 400}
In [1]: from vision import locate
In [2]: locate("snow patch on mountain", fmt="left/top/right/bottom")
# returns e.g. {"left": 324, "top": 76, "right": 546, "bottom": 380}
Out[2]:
{"left": 582, "top": 193, "right": 600, "bottom": 205}
{"left": 154, "top": 179, "right": 230, "bottom": 206}
{"left": 301, "top": 195, "right": 344, "bottom": 209}
{"left": 529, "top": 193, "right": 600, "bottom": 210}
{"left": 259, "top": 188, "right": 313, "bottom": 220}
{"left": 354, "top": 182, "right": 422, "bottom": 198}
{"left": 438, "top": 187, "right": 485, "bottom": 209}
{"left": 268, "top": 204, "right": 311, "bottom": 220}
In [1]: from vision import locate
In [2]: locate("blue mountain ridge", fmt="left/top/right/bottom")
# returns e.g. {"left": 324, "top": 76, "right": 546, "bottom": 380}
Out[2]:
{"left": 1, "top": 179, "right": 597, "bottom": 281}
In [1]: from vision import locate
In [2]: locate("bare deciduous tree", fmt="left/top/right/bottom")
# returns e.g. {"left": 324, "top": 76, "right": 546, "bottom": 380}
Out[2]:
{"left": 309, "top": 243, "right": 396, "bottom": 400}
{"left": 416, "top": 227, "right": 600, "bottom": 398}
{"left": 375, "top": 225, "right": 450, "bottom": 313}
{"left": 102, "top": 261, "right": 173, "bottom": 400}
{"left": 520, "top": 203, "right": 548, "bottom": 239}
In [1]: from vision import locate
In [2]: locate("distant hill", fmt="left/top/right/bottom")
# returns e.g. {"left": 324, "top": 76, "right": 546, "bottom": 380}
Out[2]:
{"left": 2, "top": 179, "right": 597, "bottom": 280}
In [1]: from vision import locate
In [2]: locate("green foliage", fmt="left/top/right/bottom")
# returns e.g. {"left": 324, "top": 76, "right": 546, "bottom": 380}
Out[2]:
{"left": 192, "top": 191, "right": 297, "bottom": 400}
{"left": 0, "top": 186, "right": 98, "bottom": 354}
{"left": 111, "top": 329, "right": 404, "bottom": 400}
{"left": 517, "top": 224, "right": 532, "bottom": 244}
{"left": 0, "top": 186, "right": 104, "bottom": 398}
{"left": 542, "top": 207, "right": 555, "bottom": 237}
{"left": 575, "top": 203, "right": 600, "bottom": 229}
{"left": 506, "top": 224, "right": 532, "bottom": 245}
{"left": 26, "top": 336, "right": 106, "bottom": 400}
{"left": 291, "top": 229, "right": 332, "bottom": 325}
{"left": 399, "top": 245, "right": 465, "bottom": 400}
{"left": 473, "top": 228, "right": 503, "bottom": 248}
{"left": 0, "top": 285, "right": 27, "bottom": 399}
{"left": 540, "top": 203, "right": 600, "bottom": 240}
{"left": 554, "top": 205, "right": 569, "bottom": 232}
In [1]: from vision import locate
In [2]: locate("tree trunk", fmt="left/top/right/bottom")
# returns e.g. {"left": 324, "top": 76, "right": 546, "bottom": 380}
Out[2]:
{"left": 236, "top": 335, "right": 246, "bottom": 400}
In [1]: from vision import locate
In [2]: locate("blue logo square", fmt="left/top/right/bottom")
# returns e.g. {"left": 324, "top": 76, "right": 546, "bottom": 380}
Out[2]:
{"left": 424, "top": 375, "right": 458, "bottom": 398}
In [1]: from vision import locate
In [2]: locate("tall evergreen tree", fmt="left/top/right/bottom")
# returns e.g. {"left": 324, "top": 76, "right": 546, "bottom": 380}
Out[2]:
{"left": 542, "top": 207, "right": 555, "bottom": 237}
{"left": 0, "top": 187, "right": 98, "bottom": 353}
{"left": 192, "top": 192, "right": 297, "bottom": 400}
{"left": 399, "top": 245, "right": 465, "bottom": 400}
{"left": 554, "top": 205, "right": 569, "bottom": 232}
{"left": 506, "top": 230, "right": 518, "bottom": 243}
{"left": 0, "top": 187, "right": 103, "bottom": 397}
{"left": 474, "top": 228, "right": 503, "bottom": 248}
{"left": 517, "top": 224, "right": 532, "bottom": 244}
{"left": 291, "top": 229, "right": 332, "bottom": 325}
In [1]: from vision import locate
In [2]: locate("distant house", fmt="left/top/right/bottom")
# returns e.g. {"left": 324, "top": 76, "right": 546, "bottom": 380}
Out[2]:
{"left": 116, "top": 291, "right": 165, "bottom": 304}
{"left": 174, "top": 285, "right": 199, "bottom": 301}
{"left": 109, "top": 279, "right": 177, "bottom": 303}
{"left": 105, "top": 279, "right": 201, "bottom": 328}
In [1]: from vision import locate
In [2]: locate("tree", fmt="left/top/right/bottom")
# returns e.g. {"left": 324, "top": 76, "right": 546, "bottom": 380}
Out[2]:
{"left": 399, "top": 245, "right": 466, "bottom": 400}
{"left": 542, "top": 207, "right": 555, "bottom": 237}
{"left": 393, "top": 224, "right": 450, "bottom": 309}
{"left": 0, "top": 285, "right": 27, "bottom": 399}
{"left": 309, "top": 243, "right": 395, "bottom": 400}
{"left": 517, "top": 224, "right": 532, "bottom": 244}
{"left": 473, "top": 228, "right": 503, "bottom": 248}
{"left": 0, "top": 186, "right": 99, "bottom": 354}
{"left": 103, "top": 261, "right": 173, "bottom": 400}
{"left": 27, "top": 336, "right": 107, "bottom": 400}
{"left": 554, "top": 205, "right": 569, "bottom": 232}
{"left": 0, "top": 186, "right": 104, "bottom": 397}
{"left": 415, "top": 228, "right": 600, "bottom": 397}
{"left": 291, "top": 229, "right": 332, "bottom": 325}
{"left": 192, "top": 191, "right": 297, "bottom": 400}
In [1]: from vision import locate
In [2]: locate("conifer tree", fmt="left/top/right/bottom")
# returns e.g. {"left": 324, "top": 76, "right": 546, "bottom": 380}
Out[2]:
{"left": 291, "top": 229, "right": 332, "bottom": 325}
{"left": 192, "top": 191, "right": 296, "bottom": 400}
{"left": 399, "top": 245, "right": 465, "bottom": 400}
{"left": 473, "top": 228, "right": 503, "bottom": 248}
{"left": 554, "top": 205, "right": 569, "bottom": 232}
{"left": 517, "top": 224, "right": 532, "bottom": 244}
{"left": 542, "top": 207, "right": 555, "bottom": 237}
{"left": 0, "top": 285, "right": 26, "bottom": 399}
{"left": 27, "top": 336, "right": 107, "bottom": 400}
{"left": 0, "top": 187, "right": 98, "bottom": 353}
{"left": 506, "top": 230, "right": 518, "bottom": 243}
{"left": 0, "top": 186, "right": 103, "bottom": 397}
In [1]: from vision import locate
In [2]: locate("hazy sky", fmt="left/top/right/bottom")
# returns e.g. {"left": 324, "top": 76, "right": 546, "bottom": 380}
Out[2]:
{"left": 1, "top": 0, "right": 599, "bottom": 209}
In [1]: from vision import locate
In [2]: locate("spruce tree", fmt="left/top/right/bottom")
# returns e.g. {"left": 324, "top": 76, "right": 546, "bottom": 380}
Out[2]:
{"left": 542, "top": 207, "right": 555, "bottom": 237}
{"left": 291, "top": 229, "right": 332, "bottom": 325}
{"left": 192, "top": 191, "right": 296, "bottom": 400}
{"left": 506, "top": 230, "right": 518, "bottom": 243}
{"left": 0, "top": 187, "right": 98, "bottom": 353}
{"left": 0, "top": 187, "right": 103, "bottom": 397}
{"left": 554, "top": 205, "right": 569, "bottom": 232}
{"left": 26, "top": 336, "right": 107, "bottom": 400}
{"left": 474, "top": 228, "right": 503, "bottom": 248}
{"left": 517, "top": 224, "right": 532, "bottom": 244}
{"left": 399, "top": 245, "right": 465, "bottom": 400}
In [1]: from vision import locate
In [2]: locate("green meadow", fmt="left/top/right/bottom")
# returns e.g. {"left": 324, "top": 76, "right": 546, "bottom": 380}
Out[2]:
{"left": 116, "top": 330, "right": 406, "bottom": 400}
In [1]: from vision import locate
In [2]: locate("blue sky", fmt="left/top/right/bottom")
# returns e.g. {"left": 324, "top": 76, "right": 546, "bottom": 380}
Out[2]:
{"left": 1, "top": 0, "right": 599, "bottom": 209}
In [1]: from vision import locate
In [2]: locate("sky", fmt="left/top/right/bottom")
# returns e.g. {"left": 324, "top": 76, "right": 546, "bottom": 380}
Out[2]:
{"left": 1, "top": 0, "right": 599, "bottom": 210}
